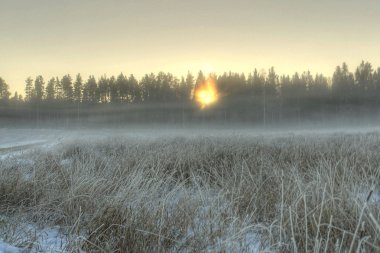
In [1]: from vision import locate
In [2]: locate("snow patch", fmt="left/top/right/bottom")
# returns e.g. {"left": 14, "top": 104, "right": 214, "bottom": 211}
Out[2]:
{"left": 0, "top": 240, "right": 20, "bottom": 253}
{"left": 0, "top": 224, "right": 85, "bottom": 253}
{"left": 31, "top": 226, "right": 69, "bottom": 252}
{"left": 0, "top": 140, "right": 46, "bottom": 150}
{"left": 356, "top": 186, "right": 380, "bottom": 204}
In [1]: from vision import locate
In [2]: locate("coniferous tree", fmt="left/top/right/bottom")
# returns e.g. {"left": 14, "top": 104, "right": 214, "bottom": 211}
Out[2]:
{"left": 61, "top": 75, "right": 73, "bottom": 101}
{"left": 355, "top": 61, "right": 373, "bottom": 97}
{"left": 179, "top": 76, "right": 186, "bottom": 100}
{"left": 98, "top": 75, "right": 109, "bottom": 103}
{"left": 292, "top": 72, "right": 307, "bottom": 98}
{"left": 310, "top": 74, "right": 329, "bottom": 98}
{"left": 332, "top": 63, "right": 355, "bottom": 103}
{"left": 0, "top": 77, "right": 11, "bottom": 103}
{"left": 291, "top": 72, "right": 307, "bottom": 121}
{"left": 34, "top": 75, "right": 45, "bottom": 101}
{"left": 156, "top": 72, "right": 167, "bottom": 102}
{"left": 140, "top": 73, "right": 155, "bottom": 102}
{"left": 194, "top": 71, "right": 205, "bottom": 92}
{"left": 265, "top": 67, "right": 278, "bottom": 96}
{"left": 3, "top": 62, "right": 380, "bottom": 125}
{"left": 73, "top": 74, "right": 83, "bottom": 102}
{"left": 185, "top": 72, "right": 194, "bottom": 101}
{"left": 279, "top": 75, "right": 292, "bottom": 97}
{"left": 302, "top": 71, "right": 314, "bottom": 92}
{"left": 45, "top": 78, "right": 56, "bottom": 101}
{"left": 109, "top": 76, "right": 119, "bottom": 103}
{"left": 252, "top": 69, "right": 264, "bottom": 95}
{"left": 25, "top": 77, "right": 34, "bottom": 101}
{"left": 84, "top": 75, "right": 98, "bottom": 103}
{"left": 374, "top": 68, "right": 380, "bottom": 94}
{"left": 55, "top": 77, "right": 63, "bottom": 100}
{"left": 128, "top": 74, "right": 141, "bottom": 103}
{"left": 176, "top": 72, "right": 194, "bottom": 102}
{"left": 156, "top": 72, "right": 177, "bottom": 102}
{"left": 116, "top": 73, "right": 129, "bottom": 103}
{"left": 279, "top": 75, "right": 292, "bottom": 119}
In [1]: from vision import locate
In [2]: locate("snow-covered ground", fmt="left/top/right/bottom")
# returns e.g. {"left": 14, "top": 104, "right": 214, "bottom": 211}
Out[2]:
{"left": 2, "top": 125, "right": 380, "bottom": 154}
{"left": 0, "top": 224, "right": 79, "bottom": 253}
{"left": 0, "top": 129, "right": 59, "bottom": 160}
{"left": 0, "top": 240, "right": 19, "bottom": 253}
{"left": 2, "top": 126, "right": 380, "bottom": 252}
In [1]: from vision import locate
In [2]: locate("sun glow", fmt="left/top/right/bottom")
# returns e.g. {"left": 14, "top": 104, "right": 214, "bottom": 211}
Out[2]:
{"left": 194, "top": 78, "right": 219, "bottom": 109}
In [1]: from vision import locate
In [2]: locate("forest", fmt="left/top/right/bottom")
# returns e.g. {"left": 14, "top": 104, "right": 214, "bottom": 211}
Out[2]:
{"left": 1, "top": 61, "right": 380, "bottom": 126}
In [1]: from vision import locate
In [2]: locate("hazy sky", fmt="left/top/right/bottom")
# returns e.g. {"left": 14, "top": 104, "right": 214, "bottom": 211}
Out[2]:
{"left": 1, "top": 0, "right": 380, "bottom": 94}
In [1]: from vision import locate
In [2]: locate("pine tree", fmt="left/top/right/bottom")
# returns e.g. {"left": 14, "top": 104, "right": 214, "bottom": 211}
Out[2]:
{"left": 184, "top": 72, "right": 194, "bottom": 101}
{"left": 45, "top": 78, "right": 56, "bottom": 101}
{"left": 98, "top": 75, "right": 109, "bottom": 103}
{"left": 252, "top": 69, "right": 264, "bottom": 95}
{"left": 195, "top": 71, "right": 205, "bottom": 90}
{"left": 85, "top": 75, "right": 98, "bottom": 103}
{"left": 109, "top": 76, "right": 119, "bottom": 103}
{"left": 61, "top": 75, "right": 73, "bottom": 101}
{"left": 55, "top": 77, "right": 63, "bottom": 100}
{"left": 140, "top": 73, "right": 155, "bottom": 102}
{"left": 355, "top": 61, "right": 373, "bottom": 96}
{"left": 73, "top": 74, "right": 83, "bottom": 102}
{"left": 34, "top": 75, "right": 45, "bottom": 101}
{"left": 266, "top": 67, "right": 278, "bottom": 96}
{"left": 129, "top": 74, "right": 141, "bottom": 103}
{"left": 0, "top": 77, "right": 11, "bottom": 102}
{"left": 332, "top": 63, "right": 354, "bottom": 103}
{"left": 116, "top": 73, "right": 129, "bottom": 103}
{"left": 25, "top": 77, "right": 34, "bottom": 101}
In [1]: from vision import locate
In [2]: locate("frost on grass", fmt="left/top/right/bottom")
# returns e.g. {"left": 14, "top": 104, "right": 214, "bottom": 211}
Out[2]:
{"left": 1, "top": 131, "right": 380, "bottom": 252}
{"left": 0, "top": 214, "right": 82, "bottom": 253}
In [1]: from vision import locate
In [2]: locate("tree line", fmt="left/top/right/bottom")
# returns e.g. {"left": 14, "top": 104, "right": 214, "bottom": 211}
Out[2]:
{"left": 1, "top": 61, "right": 380, "bottom": 126}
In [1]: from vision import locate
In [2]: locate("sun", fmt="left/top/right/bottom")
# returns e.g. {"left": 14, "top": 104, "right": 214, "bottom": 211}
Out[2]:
{"left": 194, "top": 78, "right": 219, "bottom": 109}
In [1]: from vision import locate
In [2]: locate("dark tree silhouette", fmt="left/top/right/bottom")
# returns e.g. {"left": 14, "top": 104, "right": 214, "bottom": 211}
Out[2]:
{"left": 61, "top": 75, "right": 73, "bottom": 101}
{"left": 25, "top": 77, "right": 34, "bottom": 101}
{"left": 0, "top": 78, "right": 11, "bottom": 104}
{"left": 45, "top": 78, "right": 56, "bottom": 101}
{"left": 34, "top": 75, "right": 45, "bottom": 102}
{"left": 3, "top": 61, "right": 380, "bottom": 126}
{"left": 74, "top": 74, "right": 83, "bottom": 103}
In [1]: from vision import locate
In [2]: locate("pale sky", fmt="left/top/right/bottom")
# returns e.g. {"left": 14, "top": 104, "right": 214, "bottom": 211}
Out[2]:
{"left": 1, "top": 0, "right": 380, "bottom": 94}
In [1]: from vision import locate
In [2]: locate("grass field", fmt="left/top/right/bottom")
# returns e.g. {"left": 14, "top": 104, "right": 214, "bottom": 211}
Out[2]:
{"left": 1, "top": 130, "right": 380, "bottom": 252}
